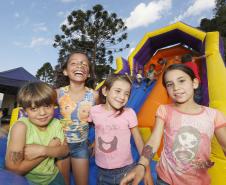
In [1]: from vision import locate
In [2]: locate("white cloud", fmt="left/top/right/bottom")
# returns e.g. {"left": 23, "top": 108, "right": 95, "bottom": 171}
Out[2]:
{"left": 29, "top": 37, "right": 52, "bottom": 48}
{"left": 172, "top": 0, "right": 215, "bottom": 23}
{"left": 60, "top": 0, "right": 75, "bottom": 3}
{"left": 14, "top": 12, "right": 20, "bottom": 18}
{"left": 33, "top": 23, "right": 48, "bottom": 32}
{"left": 57, "top": 11, "right": 65, "bottom": 17}
{"left": 125, "top": 0, "right": 172, "bottom": 30}
{"left": 15, "top": 17, "right": 30, "bottom": 29}
{"left": 13, "top": 37, "right": 52, "bottom": 48}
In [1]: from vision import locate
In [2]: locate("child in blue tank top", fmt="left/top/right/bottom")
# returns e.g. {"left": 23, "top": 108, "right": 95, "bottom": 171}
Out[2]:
{"left": 55, "top": 51, "right": 99, "bottom": 185}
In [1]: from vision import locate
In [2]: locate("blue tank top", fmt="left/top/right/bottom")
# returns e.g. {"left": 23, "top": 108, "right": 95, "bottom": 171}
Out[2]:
{"left": 58, "top": 86, "right": 95, "bottom": 143}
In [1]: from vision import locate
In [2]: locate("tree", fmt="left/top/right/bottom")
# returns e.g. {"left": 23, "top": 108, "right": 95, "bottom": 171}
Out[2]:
{"left": 53, "top": 4, "right": 129, "bottom": 81}
{"left": 214, "top": 0, "right": 226, "bottom": 16}
{"left": 199, "top": 0, "right": 226, "bottom": 61}
{"left": 36, "top": 62, "right": 54, "bottom": 84}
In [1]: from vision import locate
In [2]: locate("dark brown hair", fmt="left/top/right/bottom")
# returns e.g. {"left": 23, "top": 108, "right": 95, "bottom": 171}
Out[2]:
{"left": 54, "top": 51, "right": 94, "bottom": 88}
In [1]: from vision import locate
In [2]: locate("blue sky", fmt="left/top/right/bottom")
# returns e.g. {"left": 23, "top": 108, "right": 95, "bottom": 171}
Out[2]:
{"left": 0, "top": 0, "right": 216, "bottom": 76}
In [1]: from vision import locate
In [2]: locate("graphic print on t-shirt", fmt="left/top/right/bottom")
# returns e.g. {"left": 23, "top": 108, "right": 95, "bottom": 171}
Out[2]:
{"left": 172, "top": 126, "right": 201, "bottom": 172}
{"left": 98, "top": 136, "right": 118, "bottom": 153}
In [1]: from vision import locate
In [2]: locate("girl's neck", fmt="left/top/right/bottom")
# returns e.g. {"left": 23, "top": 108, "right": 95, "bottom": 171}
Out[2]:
{"left": 173, "top": 101, "right": 201, "bottom": 114}
{"left": 102, "top": 103, "right": 117, "bottom": 113}
{"left": 68, "top": 81, "right": 86, "bottom": 93}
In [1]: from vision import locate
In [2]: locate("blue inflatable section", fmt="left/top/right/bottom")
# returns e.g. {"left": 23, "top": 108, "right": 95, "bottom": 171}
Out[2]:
{"left": 0, "top": 169, "right": 29, "bottom": 185}
{"left": 127, "top": 80, "right": 156, "bottom": 113}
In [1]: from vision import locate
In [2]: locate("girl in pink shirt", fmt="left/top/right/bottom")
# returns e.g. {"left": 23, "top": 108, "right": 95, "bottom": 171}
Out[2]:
{"left": 120, "top": 64, "right": 226, "bottom": 185}
{"left": 89, "top": 74, "right": 152, "bottom": 185}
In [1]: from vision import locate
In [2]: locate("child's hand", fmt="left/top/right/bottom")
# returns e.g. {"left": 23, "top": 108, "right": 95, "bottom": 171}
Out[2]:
{"left": 144, "top": 166, "right": 153, "bottom": 185}
{"left": 191, "top": 159, "right": 214, "bottom": 169}
{"left": 88, "top": 141, "right": 95, "bottom": 157}
{"left": 48, "top": 137, "right": 61, "bottom": 147}
{"left": 24, "top": 144, "right": 45, "bottom": 160}
{"left": 120, "top": 165, "right": 145, "bottom": 185}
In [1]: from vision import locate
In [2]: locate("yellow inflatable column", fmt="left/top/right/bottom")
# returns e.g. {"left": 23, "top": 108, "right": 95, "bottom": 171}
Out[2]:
{"left": 205, "top": 32, "right": 226, "bottom": 185}
{"left": 9, "top": 107, "right": 20, "bottom": 128}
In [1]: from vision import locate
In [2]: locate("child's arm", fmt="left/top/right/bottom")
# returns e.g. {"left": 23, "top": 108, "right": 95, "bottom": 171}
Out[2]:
{"left": 139, "top": 117, "right": 164, "bottom": 166}
{"left": 215, "top": 126, "right": 226, "bottom": 155}
{"left": 213, "top": 110, "right": 226, "bottom": 155}
{"left": 131, "top": 127, "right": 153, "bottom": 185}
{"left": 193, "top": 52, "right": 213, "bottom": 61}
{"left": 24, "top": 139, "right": 69, "bottom": 160}
{"left": 120, "top": 117, "right": 164, "bottom": 185}
{"left": 131, "top": 126, "right": 144, "bottom": 154}
{"left": 5, "top": 122, "right": 46, "bottom": 175}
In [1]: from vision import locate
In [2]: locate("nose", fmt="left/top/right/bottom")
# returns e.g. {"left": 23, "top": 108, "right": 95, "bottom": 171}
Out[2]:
{"left": 38, "top": 107, "right": 46, "bottom": 115}
{"left": 118, "top": 92, "right": 127, "bottom": 101}
{"left": 173, "top": 83, "right": 180, "bottom": 91}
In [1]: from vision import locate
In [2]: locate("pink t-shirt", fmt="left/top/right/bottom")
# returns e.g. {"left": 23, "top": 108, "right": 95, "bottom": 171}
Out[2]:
{"left": 88, "top": 104, "right": 138, "bottom": 169}
{"left": 156, "top": 104, "right": 226, "bottom": 185}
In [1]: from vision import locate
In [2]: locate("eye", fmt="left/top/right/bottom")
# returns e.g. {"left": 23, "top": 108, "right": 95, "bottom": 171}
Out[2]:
{"left": 81, "top": 63, "right": 88, "bottom": 68}
{"left": 179, "top": 79, "right": 185, "bottom": 83}
{"left": 125, "top": 92, "right": 130, "bottom": 97}
{"left": 114, "top": 89, "right": 120, "bottom": 93}
{"left": 166, "top": 83, "right": 173, "bottom": 88}
{"left": 30, "top": 107, "right": 38, "bottom": 112}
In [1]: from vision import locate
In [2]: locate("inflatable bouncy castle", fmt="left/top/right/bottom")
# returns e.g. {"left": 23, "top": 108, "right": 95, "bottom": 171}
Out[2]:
{"left": 1, "top": 22, "right": 226, "bottom": 185}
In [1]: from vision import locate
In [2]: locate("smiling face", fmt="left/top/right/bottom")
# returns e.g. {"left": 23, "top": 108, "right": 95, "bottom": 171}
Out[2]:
{"left": 103, "top": 79, "right": 131, "bottom": 111}
{"left": 63, "top": 53, "right": 90, "bottom": 83}
{"left": 25, "top": 105, "right": 54, "bottom": 130}
{"left": 164, "top": 69, "right": 198, "bottom": 104}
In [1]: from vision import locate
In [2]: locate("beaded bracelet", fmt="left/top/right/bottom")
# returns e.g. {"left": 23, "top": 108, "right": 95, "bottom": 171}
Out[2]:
{"left": 137, "top": 163, "right": 146, "bottom": 171}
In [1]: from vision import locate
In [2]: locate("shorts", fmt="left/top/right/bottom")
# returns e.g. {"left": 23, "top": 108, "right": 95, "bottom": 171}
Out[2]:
{"left": 156, "top": 175, "right": 170, "bottom": 185}
{"left": 68, "top": 140, "right": 89, "bottom": 159}
{"left": 28, "top": 172, "right": 65, "bottom": 185}
{"left": 49, "top": 172, "right": 66, "bottom": 185}
{"left": 97, "top": 163, "right": 135, "bottom": 185}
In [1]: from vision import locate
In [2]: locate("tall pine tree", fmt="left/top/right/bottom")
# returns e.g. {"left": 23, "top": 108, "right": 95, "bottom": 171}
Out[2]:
{"left": 53, "top": 4, "right": 129, "bottom": 82}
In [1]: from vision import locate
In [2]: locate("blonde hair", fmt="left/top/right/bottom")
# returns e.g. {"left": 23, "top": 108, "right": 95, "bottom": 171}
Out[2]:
{"left": 17, "top": 82, "right": 57, "bottom": 108}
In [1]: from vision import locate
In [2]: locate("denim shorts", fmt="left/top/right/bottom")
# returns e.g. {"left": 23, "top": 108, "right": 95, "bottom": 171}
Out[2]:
{"left": 97, "top": 163, "right": 135, "bottom": 185}
{"left": 156, "top": 175, "right": 170, "bottom": 185}
{"left": 68, "top": 140, "right": 89, "bottom": 159}
{"left": 49, "top": 172, "right": 66, "bottom": 185}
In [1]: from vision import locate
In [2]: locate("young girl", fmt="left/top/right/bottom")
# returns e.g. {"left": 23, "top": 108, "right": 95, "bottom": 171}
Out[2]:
{"left": 5, "top": 82, "right": 69, "bottom": 185}
{"left": 88, "top": 74, "right": 153, "bottom": 185}
{"left": 56, "top": 51, "right": 99, "bottom": 185}
{"left": 120, "top": 64, "right": 226, "bottom": 185}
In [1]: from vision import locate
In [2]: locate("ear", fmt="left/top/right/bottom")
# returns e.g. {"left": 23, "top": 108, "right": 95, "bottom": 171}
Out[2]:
{"left": 101, "top": 86, "right": 107, "bottom": 97}
{"left": 193, "top": 78, "right": 199, "bottom": 89}
{"left": 63, "top": 69, "right": 68, "bottom": 76}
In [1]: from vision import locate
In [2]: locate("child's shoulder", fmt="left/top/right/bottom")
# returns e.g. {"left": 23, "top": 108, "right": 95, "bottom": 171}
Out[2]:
{"left": 200, "top": 105, "right": 217, "bottom": 114}
{"left": 123, "top": 107, "right": 136, "bottom": 115}
{"left": 90, "top": 104, "right": 102, "bottom": 112}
